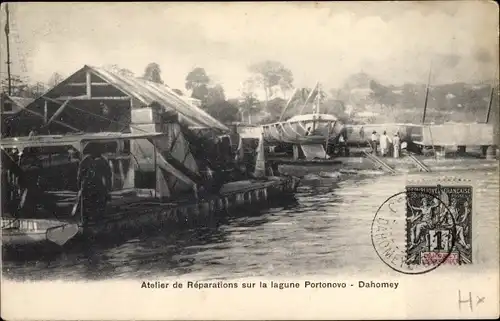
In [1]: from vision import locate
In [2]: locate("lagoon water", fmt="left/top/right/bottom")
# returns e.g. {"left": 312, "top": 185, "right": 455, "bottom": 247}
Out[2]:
{"left": 2, "top": 168, "right": 498, "bottom": 281}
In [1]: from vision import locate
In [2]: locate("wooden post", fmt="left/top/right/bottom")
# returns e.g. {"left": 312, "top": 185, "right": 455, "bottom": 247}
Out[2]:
{"left": 253, "top": 133, "right": 266, "bottom": 178}
{"left": 324, "top": 121, "right": 332, "bottom": 159}
{"left": 427, "top": 126, "right": 438, "bottom": 160}
{"left": 44, "top": 100, "right": 48, "bottom": 124}
{"left": 86, "top": 71, "right": 92, "bottom": 98}
{"left": 293, "top": 145, "right": 299, "bottom": 160}
{"left": 153, "top": 142, "right": 157, "bottom": 198}
{"left": 485, "top": 85, "right": 494, "bottom": 123}
{"left": 5, "top": 4, "right": 12, "bottom": 96}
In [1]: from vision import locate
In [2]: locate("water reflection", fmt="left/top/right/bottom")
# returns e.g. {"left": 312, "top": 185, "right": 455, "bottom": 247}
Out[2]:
{"left": 3, "top": 169, "right": 498, "bottom": 281}
{"left": 3, "top": 201, "right": 287, "bottom": 281}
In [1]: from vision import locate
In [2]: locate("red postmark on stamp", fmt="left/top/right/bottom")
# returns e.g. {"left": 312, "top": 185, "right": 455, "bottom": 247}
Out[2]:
{"left": 421, "top": 252, "right": 459, "bottom": 265}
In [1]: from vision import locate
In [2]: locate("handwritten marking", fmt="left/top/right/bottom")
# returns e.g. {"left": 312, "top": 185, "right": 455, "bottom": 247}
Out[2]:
{"left": 458, "top": 290, "right": 486, "bottom": 312}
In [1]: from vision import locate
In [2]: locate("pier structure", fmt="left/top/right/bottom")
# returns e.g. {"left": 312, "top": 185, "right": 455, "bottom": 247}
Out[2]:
{"left": 408, "top": 123, "right": 496, "bottom": 158}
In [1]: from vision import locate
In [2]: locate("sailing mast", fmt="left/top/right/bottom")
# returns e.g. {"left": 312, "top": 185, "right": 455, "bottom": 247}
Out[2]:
{"left": 421, "top": 62, "right": 437, "bottom": 160}
{"left": 278, "top": 87, "right": 299, "bottom": 121}
{"left": 315, "top": 83, "right": 321, "bottom": 115}
{"left": 485, "top": 83, "right": 495, "bottom": 123}
{"left": 421, "top": 63, "right": 433, "bottom": 124}
{"left": 299, "top": 81, "right": 319, "bottom": 115}
{"left": 5, "top": 3, "right": 12, "bottom": 95}
{"left": 485, "top": 64, "right": 498, "bottom": 123}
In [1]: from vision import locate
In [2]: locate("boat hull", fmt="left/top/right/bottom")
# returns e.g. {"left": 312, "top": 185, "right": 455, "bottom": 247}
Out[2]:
{"left": 1, "top": 219, "right": 81, "bottom": 250}
{"left": 2, "top": 230, "right": 48, "bottom": 246}
{"left": 262, "top": 114, "right": 345, "bottom": 145}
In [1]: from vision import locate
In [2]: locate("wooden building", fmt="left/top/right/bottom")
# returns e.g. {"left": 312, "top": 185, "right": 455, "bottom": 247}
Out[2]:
{"left": 21, "top": 65, "right": 228, "bottom": 135}
{"left": 14, "top": 65, "right": 232, "bottom": 199}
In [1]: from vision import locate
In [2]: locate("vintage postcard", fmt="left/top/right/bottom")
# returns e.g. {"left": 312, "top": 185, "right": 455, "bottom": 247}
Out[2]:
{"left": 1, "top": 1, "right": 499, "bottom": 320}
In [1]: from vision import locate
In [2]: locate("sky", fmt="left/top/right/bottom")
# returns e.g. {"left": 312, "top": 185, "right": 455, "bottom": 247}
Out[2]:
{"left": 0, "top": 1, "right": 498, "bottom": 99}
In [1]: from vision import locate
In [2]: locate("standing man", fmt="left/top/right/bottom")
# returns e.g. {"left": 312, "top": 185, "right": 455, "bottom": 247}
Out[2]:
{"left": 78, "top": 146, "right": 112, "bottom": 223}
{"left": 371, "top": 131, "right": 378, "bottom": 155}
{"left": 393, "top": 132, "right": 401, "bottom": 158}
{"left": 379, "top": 131, "right": 391, "bottom": 157}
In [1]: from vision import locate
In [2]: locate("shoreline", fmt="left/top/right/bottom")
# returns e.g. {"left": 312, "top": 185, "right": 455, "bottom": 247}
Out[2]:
{"left": 277, "top": 156, "right": 497, "bottom": 178}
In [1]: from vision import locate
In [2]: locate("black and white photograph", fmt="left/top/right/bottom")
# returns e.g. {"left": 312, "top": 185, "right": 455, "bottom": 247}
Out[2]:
{"left": 1, "top": 1, "right": 498, "bottom": 320}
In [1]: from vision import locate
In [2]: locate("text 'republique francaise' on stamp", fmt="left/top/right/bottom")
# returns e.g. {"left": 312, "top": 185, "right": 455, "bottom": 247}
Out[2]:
{"left": 371, "top": 176, "right": 474, "bottom": 274}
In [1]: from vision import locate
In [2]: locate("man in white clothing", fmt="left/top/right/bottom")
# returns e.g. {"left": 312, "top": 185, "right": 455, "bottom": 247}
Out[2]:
{"left": 371, "top": 131, "right": 378, "bottom": 155}
{"left": 393, "top": 132, "right": 401, "bottom": 158}
{"left": 379, "top": 131, "right": 391, "bottom": 157}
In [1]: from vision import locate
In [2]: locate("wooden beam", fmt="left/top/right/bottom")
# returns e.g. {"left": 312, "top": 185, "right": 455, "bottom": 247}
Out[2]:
{"left": 55, "top": 96, "right": 130, "bottom": 101}
{"left": 43, "top": 100, "right": 48, "bottom": 124}
{"left": 46, "top": 99, "right": 70, "bottom": 126}
{"left": 51, "top": 119, "right": 81, "bottom": 132}
{"left": 485, "top": 86, "right": 494, "bottom": 123}
{"left": 66, "top": 82, "right": 110, "bottom": 87}
{"left": 86, "top": 71, "right": 92, "bottom": 98}
{"left": 20, "top": 107, "right": 81, "bottom": 132}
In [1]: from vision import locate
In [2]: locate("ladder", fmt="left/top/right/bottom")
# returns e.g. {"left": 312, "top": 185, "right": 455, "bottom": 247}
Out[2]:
{"left": 407, "top": 153, "right": 431, "bottom": 172}
{"left": 362, "top": 150, "right": 396, "bottom": 174}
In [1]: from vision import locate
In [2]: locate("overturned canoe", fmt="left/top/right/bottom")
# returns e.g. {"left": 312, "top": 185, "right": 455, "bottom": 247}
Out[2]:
{"left": 1, "top": 219, "right": 80, "bottom": 248}
{"left": 262, "top": 114, "right": 345, "bottom": 145}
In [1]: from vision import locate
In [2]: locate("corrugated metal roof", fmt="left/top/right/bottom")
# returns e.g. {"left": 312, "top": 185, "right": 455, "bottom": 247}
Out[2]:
{"left": 87, "top": 65, "right": 229, "bottom": 132}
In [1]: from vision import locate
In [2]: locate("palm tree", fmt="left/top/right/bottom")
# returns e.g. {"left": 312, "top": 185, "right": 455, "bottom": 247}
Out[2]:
{"left": 239, "top": 96, "right": 261, "bottom": 124}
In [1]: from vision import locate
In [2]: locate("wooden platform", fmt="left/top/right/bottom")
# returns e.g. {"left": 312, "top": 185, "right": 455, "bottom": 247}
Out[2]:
{"left": 2, "top": 176, "right": 300, "bottom": 251}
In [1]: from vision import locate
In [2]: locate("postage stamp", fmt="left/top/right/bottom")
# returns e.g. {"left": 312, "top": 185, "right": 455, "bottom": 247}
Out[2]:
{"left": 405, "top": 182, "right": 473, "bottom": 266}
{"left": 371, "top": 176, "right": 475, "bottom": 274}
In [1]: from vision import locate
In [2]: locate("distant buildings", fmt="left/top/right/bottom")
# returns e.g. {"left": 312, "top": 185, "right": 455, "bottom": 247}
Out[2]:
{"left": 1, "top": 93, "right": 33, "bottom": 115}
{"left": 185, "top": 97, "right": 202, "bottom": 108}
{"left": 1, "top": 93, "right": 36, "bottom": 137}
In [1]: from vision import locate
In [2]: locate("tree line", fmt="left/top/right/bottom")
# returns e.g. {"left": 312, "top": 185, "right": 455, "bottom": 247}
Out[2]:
{"left": 2, "top": 61, "right": 496, "bottom": 125}
{"left": 1, "top": 60, "right": 298, "bottom": 124}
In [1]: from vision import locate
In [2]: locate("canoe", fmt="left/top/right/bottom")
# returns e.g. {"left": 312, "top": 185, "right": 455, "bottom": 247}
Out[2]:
{"left": 1, "top": 218, "right": 80, "bottom": 248}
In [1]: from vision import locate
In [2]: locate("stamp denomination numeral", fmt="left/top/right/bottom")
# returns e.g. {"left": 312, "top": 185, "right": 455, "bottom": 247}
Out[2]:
{"left": 428, "top": 229, "right": 450, "bottom": 252}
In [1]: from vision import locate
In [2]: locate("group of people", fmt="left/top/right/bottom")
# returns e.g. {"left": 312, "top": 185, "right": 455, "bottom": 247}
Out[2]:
{"left": 370, "top": 130, "right": 401, "bottom": 158}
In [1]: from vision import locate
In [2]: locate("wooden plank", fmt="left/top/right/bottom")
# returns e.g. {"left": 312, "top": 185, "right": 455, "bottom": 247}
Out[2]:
{"left": 55, "top": 96, "right": 130, "bottom": 101}
{"left": 66, "top": 82, "right": 110, "bottom": 87}
{"left": 46, "top": 99, "right": 70, "bottom": 126}
{"left": 43, "top": 100, "right": 48, "bottom": 123}
{"left": 86, "top": 71, "right": 92, "bottom": 98}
